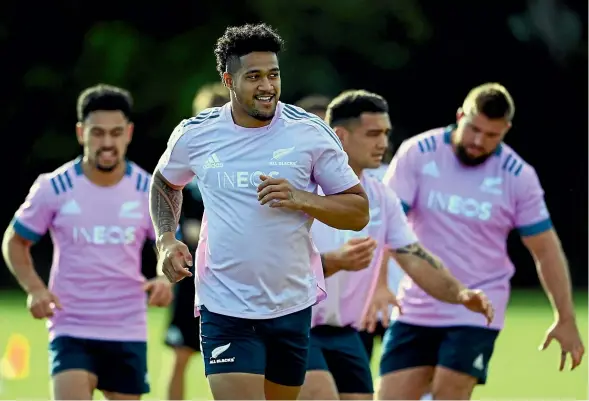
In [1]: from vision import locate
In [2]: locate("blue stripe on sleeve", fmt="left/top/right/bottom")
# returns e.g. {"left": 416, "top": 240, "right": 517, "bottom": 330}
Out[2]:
{"left": 517, "top": 218, "right": 553, "bottom": 237}
{"left": 401, "top": 201, "right": 411, "bottom": 214}
{"left": 11, "top": 218, "right": 42, "bottom": 242}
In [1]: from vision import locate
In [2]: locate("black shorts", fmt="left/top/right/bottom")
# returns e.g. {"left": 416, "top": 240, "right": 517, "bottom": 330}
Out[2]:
{"left": 49, "top": 336, "right": 149, "bottom": 395}
{"left": 307, "top": 325, "right": 373, "bottom": 394}
{"left": 358, "top": 321, "right": 386, "bottom": 360}
{"left": 200, "top": 305, "right": 312, "bottom": 387}
{"left": 380, "top": 321, "right": 500, "bottom": 384}
{"left": 164, "top": 276, "right": 200, "bottom": 352}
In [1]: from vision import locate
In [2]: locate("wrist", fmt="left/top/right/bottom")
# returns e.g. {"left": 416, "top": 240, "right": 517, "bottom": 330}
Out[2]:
{"left": 321, "top": 251, "right": 341, "bottom": 277}
{"left": 295, "top": 190, "right": 313, "bottom": 212}
{"left": 156, "top": 232, "right": 177, "bottom": 250}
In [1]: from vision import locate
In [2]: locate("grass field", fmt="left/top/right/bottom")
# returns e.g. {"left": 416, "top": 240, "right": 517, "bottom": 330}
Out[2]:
{"left": 0, "top": 289, "right": 587, "bottom": 400}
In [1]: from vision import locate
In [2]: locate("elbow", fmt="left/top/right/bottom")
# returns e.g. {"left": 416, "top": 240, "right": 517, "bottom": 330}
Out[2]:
{"left": 347, "top": 196, "right": 370, "bottom": 231}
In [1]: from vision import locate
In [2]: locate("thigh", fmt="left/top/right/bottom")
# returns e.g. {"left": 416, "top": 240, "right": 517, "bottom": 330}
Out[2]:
{"left": 379, "top": 321, "right": 442, "bottom": 377}
{"left": 263, "top": 306, "right": 312, "bottom": 388}
{"left": 165, "top": 278, "right": 201, "bottom": 353}
{"left": 320, "top": 329, "right": 373, "bottom": 395}
{"left": 436, "top": 325, "right": 500, "bottom": 385}
{"left": 49, "top": 336, "right": 97, "bottom": 377}
{"left": 94, "top": 340, "right": 149, "bottom": 396}
{"left": 200, "top": 306, "right": 265, "bottom": 377}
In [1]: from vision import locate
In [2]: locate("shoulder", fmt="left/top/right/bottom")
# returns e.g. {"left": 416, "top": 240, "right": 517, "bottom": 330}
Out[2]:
{"left": 36, "top": 159, "right": 80, "bottom": 196}
{"left": 496, "top": 143, "right": 534, "bottom": 179}
{"left": 399, "top": 126, "right": 448, "bottom": 156}
{"left": 126, "top": 161, "right": 152, "bottom": 194}
{"left": 279, "top": 103, "right": 343, "bottom": 149}
{"left": 169, "top": 107, "right": 224, "bottom": 146}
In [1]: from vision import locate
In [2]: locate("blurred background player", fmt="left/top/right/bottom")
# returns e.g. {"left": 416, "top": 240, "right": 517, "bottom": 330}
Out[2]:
{"left": 295, "top": 94, "right": 331, "bottom": 120}
{"left": 378, "top": 83, "right": 585, "bottom": 400}
{"left": 2, "top": 84, "right": 173, "bottom": 400}
{"left": 300, "top": 90, "right": 494, "bottom": 400}
{"left": 164, "top": 82, "right": 230, "bottom": 400}
{"left": 150, "top": 23, "right": 369, "bottom": 400}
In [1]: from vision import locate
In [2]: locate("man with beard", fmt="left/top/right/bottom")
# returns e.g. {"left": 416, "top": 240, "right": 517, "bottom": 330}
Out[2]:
{"left": 378, "top": 83, "right": 585, "bottom": 400}
{"left": 149, "top": 23, "right": 370, "bottom": 400}
{"left": 2, "top": 84, "right": 174, "bottom": 400}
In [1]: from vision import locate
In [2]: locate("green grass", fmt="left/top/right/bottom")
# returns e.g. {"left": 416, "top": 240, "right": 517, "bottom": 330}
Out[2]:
{"left": 0, "top": 289, "right": 587, "bottom": 400}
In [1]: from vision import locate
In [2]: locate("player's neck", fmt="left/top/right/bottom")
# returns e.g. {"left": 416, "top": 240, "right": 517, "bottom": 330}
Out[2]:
{"left": 349, "top": 162, "right": 364, "bottom": 179}
{"left": 230, "top": 102, "right": 272, "bottom": 128}
{"left": 81, "top": 159, "right": 127, "bottom": 187}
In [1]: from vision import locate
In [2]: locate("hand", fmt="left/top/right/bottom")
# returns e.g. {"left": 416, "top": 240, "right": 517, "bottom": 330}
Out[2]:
{"left": 27, "top": 288, "right": 62, "bottom": 319}
{"left": 328, "top": 237, "right": 378, "bottom": 273}
{"left": 157, "top": 234, "right": 193, "bottom": 283}
{"left": 458, "top": 289, "right": 494, "bottom": 325}
{"left": 540, "top": 318, "right": 585, "bottom": 371}
{"left": 257, "top": 175, "right": 306, "bottom": 210}
{"left": 144, "top": 276, "right": 174, "bottom": 307}
{"left": 360, "top": 285, "right": 402, "bottom": 333}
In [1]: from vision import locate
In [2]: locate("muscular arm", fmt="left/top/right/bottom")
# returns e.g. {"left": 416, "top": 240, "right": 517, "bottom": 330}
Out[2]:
{"left": 392, "top": 243, "right": 466, "bottom": 304}
{"left": 149, "top": 171, "right": 184, "bottom": 246}
{"left": 2, "top": 227, "right": 45, "bottom": 293}
{"left": 300, "top": 184, "right": 369, "bottom": 231}
{"left": 522, "top": 229, "right": 575, "bottom": 322}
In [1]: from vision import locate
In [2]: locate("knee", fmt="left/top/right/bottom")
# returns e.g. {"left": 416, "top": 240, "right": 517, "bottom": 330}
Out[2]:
{"left": 299, "top": 371, "right": 339, "bottom": 400}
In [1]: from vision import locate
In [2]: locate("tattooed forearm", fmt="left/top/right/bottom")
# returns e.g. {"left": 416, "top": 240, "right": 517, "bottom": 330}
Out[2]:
{"left": 395, "top": 243, "right": 443, "bottom": 269}
{"left": 149, "top": 172, "right": 183, "bottom": 238}
{"left": 393, "top": 242, "right": 465, "bottom": 304}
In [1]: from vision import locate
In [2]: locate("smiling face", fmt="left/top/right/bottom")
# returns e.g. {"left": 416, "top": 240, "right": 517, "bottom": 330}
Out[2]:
{"left": 224, "top": 51, "right": 281, "bottom": 122}
{"left": 335, "top": 112, "right": 392, "bottom": 171}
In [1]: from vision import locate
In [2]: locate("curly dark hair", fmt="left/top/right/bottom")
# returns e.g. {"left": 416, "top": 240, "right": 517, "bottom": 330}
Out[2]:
{"left": 214, "top": 23, "right": 285, "bottom": 79}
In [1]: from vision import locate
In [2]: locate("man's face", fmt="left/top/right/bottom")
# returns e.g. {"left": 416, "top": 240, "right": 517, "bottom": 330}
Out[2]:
{"left": 337, "top": 112, "right": 391, "bottom": 170}
{"left": 76, "top": 110, "right": 133, "bottom": 172}
{"left": 228, "top": 52, "right": 281, "bottom": 121}
{"left": 454, "top": 111, "right": 511, "bottom": 166}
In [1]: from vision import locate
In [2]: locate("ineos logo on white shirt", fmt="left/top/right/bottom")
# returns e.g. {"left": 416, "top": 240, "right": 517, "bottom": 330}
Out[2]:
{"left": 215, "top": 171, "right": 279, "bottom": 188}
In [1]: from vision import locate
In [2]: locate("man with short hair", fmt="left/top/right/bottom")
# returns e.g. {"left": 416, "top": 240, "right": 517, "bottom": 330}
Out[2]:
{"left": 299, "top": 90, "right": 494, "bottom": 400}
{"left": 150, "top": 24, "right": 370, "bottom": 400}
{"left": 3, "top": 84, "right": 173, "bottom": 400}
{"left": 378, "top": 83, "right": 585, "bottom": 400}
{"left": 295, "top": 94, "right": 331, "bottom": 120}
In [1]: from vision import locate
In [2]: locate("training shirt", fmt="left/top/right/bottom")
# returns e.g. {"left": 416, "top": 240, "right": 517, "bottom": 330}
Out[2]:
{"left": 156, "top": 102, "right": 360, "bottom": 319}
{"left": 12, "top": 158, "right": 156, "bottom": 341}
{"left": 384, "top": 126, "right": 552, "bottom": 329}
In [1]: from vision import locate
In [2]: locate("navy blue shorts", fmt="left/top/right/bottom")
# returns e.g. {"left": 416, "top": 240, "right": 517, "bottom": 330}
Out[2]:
{"left": 49, "top": 336, "right": 149, "bottom": 395}
{"left": 200, "top": 305, "right": 312, "bottom": 387}
{"left": 307, "top": 325, "right": 374, "bottom": 394}
{"left": 380, "top": 321, "right": 500, "bottom": 384}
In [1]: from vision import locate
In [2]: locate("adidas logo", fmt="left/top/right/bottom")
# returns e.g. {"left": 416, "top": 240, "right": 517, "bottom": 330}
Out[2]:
{"left": 60, "top": 199, "right": 81, "bottom": 215}
{"left": 422, "top": 160, "right": 439, "bottom": 177}
{"left": 203, "top": 153, "right": 223, "bottom": 169}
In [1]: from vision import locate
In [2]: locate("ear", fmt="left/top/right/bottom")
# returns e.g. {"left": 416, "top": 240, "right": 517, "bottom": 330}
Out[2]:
{"left": 223, "top": 72, "right": 233, "bottom": 90}
{"left": 75, "top": 122, "right": 84, "bottom": 146}
{"left": 333, "top": 126, "right": 348, "bottom": 145}
{"left": 456, "top": 107, "right": 465, "bottom": 124}
{"left": 126, "top": 122, "right": 134, "bottom": 144}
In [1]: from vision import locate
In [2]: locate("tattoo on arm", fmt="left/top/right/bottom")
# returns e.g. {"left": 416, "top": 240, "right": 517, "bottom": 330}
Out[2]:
{"left": 396, "top": 243, "right": 443, "bottom": 270}
{"left": 150, "top": 172, "right": 183, "bottom": 237}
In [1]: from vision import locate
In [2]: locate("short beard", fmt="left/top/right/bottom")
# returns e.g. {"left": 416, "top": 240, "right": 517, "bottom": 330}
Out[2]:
{"left": 455, "top": 145, "right": 493, "bottom": 166}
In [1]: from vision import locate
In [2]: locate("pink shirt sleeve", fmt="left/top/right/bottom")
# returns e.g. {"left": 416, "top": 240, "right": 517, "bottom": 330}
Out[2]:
{"left": 383, "top": 140, "right": 419, "bottom": 212}
{"left": 514, "top": 165, "right": 552, "bottom": 237}
{"left": 12, "top": 174, "right": 56, "bottom": 242}
{"left": 156, "top": 124, "right": 196, "bottom": 187}
{"left": 310, "top": 124, "right": 360, "bottom": 195}
{"left": 383, "top": 186, "right": 418, "bottom": 249}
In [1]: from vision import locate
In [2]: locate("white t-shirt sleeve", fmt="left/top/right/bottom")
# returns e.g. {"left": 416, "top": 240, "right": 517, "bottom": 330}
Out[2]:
{"left": 156, "top": 124, "right": 195, "bottom": 187}
{"left": 383, "top": 186, "right": 418, "bottom": 249}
